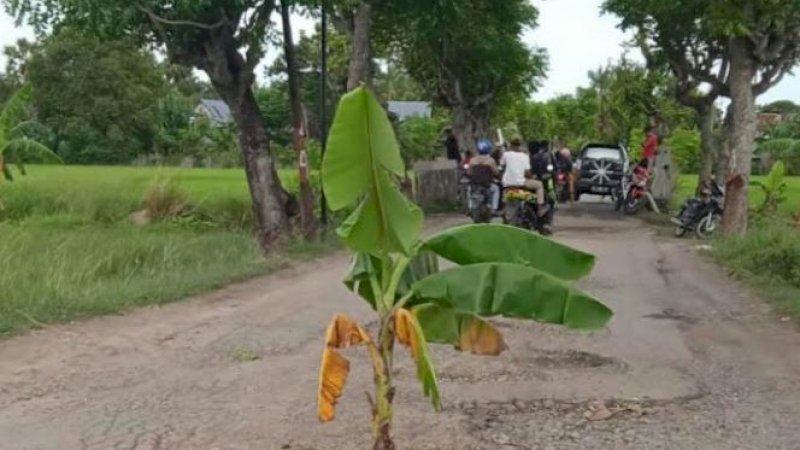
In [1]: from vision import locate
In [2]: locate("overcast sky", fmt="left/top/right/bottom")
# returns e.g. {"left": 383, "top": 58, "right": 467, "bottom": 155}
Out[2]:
{"left": 2, "top": 0, "right": 799, "bottom": 104}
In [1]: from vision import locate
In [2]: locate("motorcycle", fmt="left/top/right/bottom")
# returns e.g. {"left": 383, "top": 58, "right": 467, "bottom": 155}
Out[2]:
{"left": 503, "top": 164, "right": 556, "bottom": 235}
{"left": 615, "top": 164, "right": 652, "bottom": 215}
{"left": 465, "top": 165, "right": 498, "bottom": 224}
{"left": 672, "top": 180, "right": 725, "bottom": 239}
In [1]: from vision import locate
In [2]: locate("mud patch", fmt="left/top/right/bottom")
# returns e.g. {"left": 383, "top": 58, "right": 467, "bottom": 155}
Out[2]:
{"left": 522, "top": 349, "right": 624, "bottom": 370}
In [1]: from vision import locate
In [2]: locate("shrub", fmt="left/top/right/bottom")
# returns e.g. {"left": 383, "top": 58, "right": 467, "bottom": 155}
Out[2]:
{"left": 397, "top": 116, "right": 447, "bottom": 166}
{"left": 715, "top": 223, "right": 800, "bottom": 288}
{"left": 142, "top": 175, "right": 190, "bottom": 221}
{"left": 666, "top": 127, "right": 701, "bottom": 173}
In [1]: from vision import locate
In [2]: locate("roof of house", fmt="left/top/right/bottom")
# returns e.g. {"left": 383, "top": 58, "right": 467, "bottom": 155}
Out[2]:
{"left": 387, "top": 101, "right": 431, "bottom": 121}
{"left": 197, "top": 99, "right": 233, "bottom": 125}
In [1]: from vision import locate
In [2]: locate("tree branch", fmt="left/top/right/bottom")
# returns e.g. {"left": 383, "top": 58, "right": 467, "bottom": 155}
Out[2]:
{"left": 136, "top": 4, "right": 228, "bottom": 30}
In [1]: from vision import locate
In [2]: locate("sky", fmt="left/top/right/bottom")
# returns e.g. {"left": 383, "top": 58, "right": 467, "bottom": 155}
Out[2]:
{"left": 2, "top": 0, "right": 799, "bottom": 104}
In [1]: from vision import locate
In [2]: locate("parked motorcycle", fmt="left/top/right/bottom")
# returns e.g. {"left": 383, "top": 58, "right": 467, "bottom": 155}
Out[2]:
{"left": 672, "top": 180, "right": 725, "bottom": 239}
{"left": 615, "top": 162, "right": 652, "bottom": 215}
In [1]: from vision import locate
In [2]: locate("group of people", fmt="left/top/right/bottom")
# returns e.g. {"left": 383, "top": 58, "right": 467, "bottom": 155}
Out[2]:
{"left": 466, "top": 138, "right": 552, "bottom": 216}
{"left": 443, "top": 126, "right": 577, "bottom": 228}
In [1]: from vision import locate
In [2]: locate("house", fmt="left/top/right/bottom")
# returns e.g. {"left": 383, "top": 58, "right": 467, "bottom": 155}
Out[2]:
{"left": 757, "top": 112, "right": 784, "bottom": 131}
{"left": 387, "top": 101, "right": 431, "bottom": 121}
{"left": 195, "top": 99, "right": 233, "bottom": 126}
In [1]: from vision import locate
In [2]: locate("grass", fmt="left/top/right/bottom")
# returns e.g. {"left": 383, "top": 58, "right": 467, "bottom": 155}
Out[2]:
{"left": 677, "top": 174, "right": 800, "bottom": 215}
{"left": 0, "top": 165, "right": 332, "bottom": 337}
{"left": 676, "top": 175, "right": 800, "bottom": 322}
{"left": 0, "top": 165, "right": 320, "bottom": 228}
{"left": 712, "top": 222, "right": 800, "bottom": 322}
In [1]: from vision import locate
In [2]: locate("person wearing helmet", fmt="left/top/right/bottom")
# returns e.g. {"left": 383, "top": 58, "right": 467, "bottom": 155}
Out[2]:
{"left": 500, "top": 138, "right": 549, "bottom": 217}
{"left": 468, "top": 138, "right": 501, "bottom": 211}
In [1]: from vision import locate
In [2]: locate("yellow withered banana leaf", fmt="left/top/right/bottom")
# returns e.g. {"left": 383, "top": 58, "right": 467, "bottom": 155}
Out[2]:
{"left": 318, "top": 314, "right": 373, "bottom": 422}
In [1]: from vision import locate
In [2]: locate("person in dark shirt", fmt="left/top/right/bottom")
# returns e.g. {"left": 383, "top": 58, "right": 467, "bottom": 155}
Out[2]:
{"left": 530, "top": 141, "right": 555, "bottom": 181}
{"left": 443, "top": 127, "right": 461, "bottom": 162}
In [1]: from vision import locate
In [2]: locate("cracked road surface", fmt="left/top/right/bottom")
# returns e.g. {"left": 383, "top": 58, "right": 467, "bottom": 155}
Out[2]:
{"left": 2, "top": 204, "right": 800, "bottom": 449}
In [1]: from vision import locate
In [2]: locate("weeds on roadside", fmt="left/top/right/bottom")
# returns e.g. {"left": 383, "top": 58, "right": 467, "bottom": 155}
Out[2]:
{"left": 714, "top": 222, "right": 800, "bottom": 321}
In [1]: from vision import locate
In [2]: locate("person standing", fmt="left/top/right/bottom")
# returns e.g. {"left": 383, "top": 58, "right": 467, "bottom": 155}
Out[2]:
{"left": 443, "top": 127, "right": 461, "bottom": 163}
{"left": 557, "top": 147, "right": 576, "bottom": 202}
{"left": 642, "top": 124, "right": 659, "bottom": 172}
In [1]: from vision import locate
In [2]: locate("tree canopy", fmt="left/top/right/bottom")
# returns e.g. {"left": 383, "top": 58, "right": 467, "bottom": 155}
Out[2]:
{"left": 26, "top": 29, "right": 165, "bottom": 164}
{"left": 378, "top": 0, "right": 547, "bottom": 149}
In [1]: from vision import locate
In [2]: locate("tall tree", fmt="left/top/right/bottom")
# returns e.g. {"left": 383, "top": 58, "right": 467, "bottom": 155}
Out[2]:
{"left": 6, "top": 0, "right": 295, "bottom": 250}
{"left": 0, "top": 38, "right": 34, "bottom": 106}
{"left": 605, "top": 0, "right": 800, "bottom": 235}
{"left": 380, "top": 0, "right": 546, "bottom": 152}
{"left": 26, "top": 30, "right": 165, "bottom": 164}
{"left": 280, "top": 0, "right": 316, "bottom": 239}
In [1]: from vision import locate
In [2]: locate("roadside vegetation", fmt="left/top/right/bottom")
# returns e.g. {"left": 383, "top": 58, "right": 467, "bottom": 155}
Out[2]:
{"left": 713, "top": 223, "right": 800, "bottom": 322}
{"left": 677, "top": 174, "right": 800, "bottom": 215}
{"left": 0, "top": 166, "right": 333, "bottom": 337}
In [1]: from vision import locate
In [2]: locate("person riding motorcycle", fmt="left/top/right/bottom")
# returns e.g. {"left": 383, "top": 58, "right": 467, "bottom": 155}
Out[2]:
{"left": 467, "top": 138, "right": 501, "bottom": 212}
{"left": 501, "top": 138, "right": 549, "bottom": 219}
{"left": 529, "top": 141, "right": 558, "bottom": 194}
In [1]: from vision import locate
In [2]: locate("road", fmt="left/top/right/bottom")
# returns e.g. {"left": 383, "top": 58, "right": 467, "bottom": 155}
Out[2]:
{"left": 1, "top": 202, "right": 800, "bottom": 450}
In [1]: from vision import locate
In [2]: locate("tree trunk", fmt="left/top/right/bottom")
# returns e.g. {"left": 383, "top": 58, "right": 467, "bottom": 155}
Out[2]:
{"left": 179, "top": 33, "right": 293, "bottom": 252}
{"left": 697, "top": 104, "right": 716, "bottom": 193}
{"left": 347, "top": 2, "right": 372, "bottom": 91}
{"left": 453, "top": 106, "right": 489, "bottom": 155}
{"left": 223, "top": 87, "right": 293, "bottom": 249}
{"left": 281, "top": 0, "right": 317, "bottom": 240}
{"left": 715, "top": 103, "right": 734, "bottom": 187}
{"left": 721, "top": 38, "right": 758, "bottom": 236}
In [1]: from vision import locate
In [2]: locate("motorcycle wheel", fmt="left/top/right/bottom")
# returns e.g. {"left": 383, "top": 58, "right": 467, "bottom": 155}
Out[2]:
{"left": 613, "top": 190, "right": 624, "bottom": 212}
{"left": 696, "top": 214, "right": 721, "bottom": 239}
{"left": 470, "top": 205, "right": 492, "bottom": 223}
{"left": 624, "top": 197, "right": 644, "bottom": 215}
{"left": 674, "top": 225, "right": 689, "bottom": 238}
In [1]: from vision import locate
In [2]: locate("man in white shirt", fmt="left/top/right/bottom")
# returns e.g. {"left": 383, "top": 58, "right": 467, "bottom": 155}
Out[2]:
{"left": 500, "top": 139, "right": 547, "bottom": 215}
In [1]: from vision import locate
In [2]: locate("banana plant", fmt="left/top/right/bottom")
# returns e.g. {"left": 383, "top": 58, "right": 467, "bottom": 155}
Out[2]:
{"left": 317, "top": 87, "right": 612, "bottom": 450}
{"left": 0, "top": 85, "right": 61, "bottom": 182}
{"left": 751, "top": 160, "right": 787, "bottom": 215}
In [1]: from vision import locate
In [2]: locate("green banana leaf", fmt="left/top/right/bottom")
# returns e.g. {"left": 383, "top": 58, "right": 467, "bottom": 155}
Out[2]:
{"left": 412, "top": 262, "right": 612, "bottom": 330}
{"left": 395, "top": 309, "right": 441, "bottom": 411}
{"left": 413, "top": 303, "right": 506, "bottom": 356}
{"left": 344, "top": 251, "right": 439, "bottom": 310}
{"left": 323, "top": 86, "right": 422, "bottom": 255}
{"left": 424, "top": 224, "right": 595, "bottom": 280}
{"left": 343, "top": 253, "right": 381, "bottom": 310}
{"left": 336, "top": 171, "right": 423, "bottom": 255}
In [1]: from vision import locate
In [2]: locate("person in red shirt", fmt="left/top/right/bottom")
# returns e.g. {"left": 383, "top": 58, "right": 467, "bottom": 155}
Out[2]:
{"left": 642, "top": 125, "right": 659, "bottom": 171}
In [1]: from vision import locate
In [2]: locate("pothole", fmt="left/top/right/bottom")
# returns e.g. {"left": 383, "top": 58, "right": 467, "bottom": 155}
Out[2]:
{"left": 521, "top": 349, "right": 624, "bottom": 370}
{"left": 437, "top": 349, "right": 626, "bottom": 383}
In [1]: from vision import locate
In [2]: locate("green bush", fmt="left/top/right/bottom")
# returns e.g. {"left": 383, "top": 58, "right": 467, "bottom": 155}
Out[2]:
{"left": 756, "top": 138, "right": 800, "bottom": 175}
{"left": 666, "top": 127, "right": 701, "bottom": 173}
{"left": 715, "top": 223, "right": 800, "bottom": 289}
{"left": 397, "top": 116, "right": 447, "bottom": 166}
